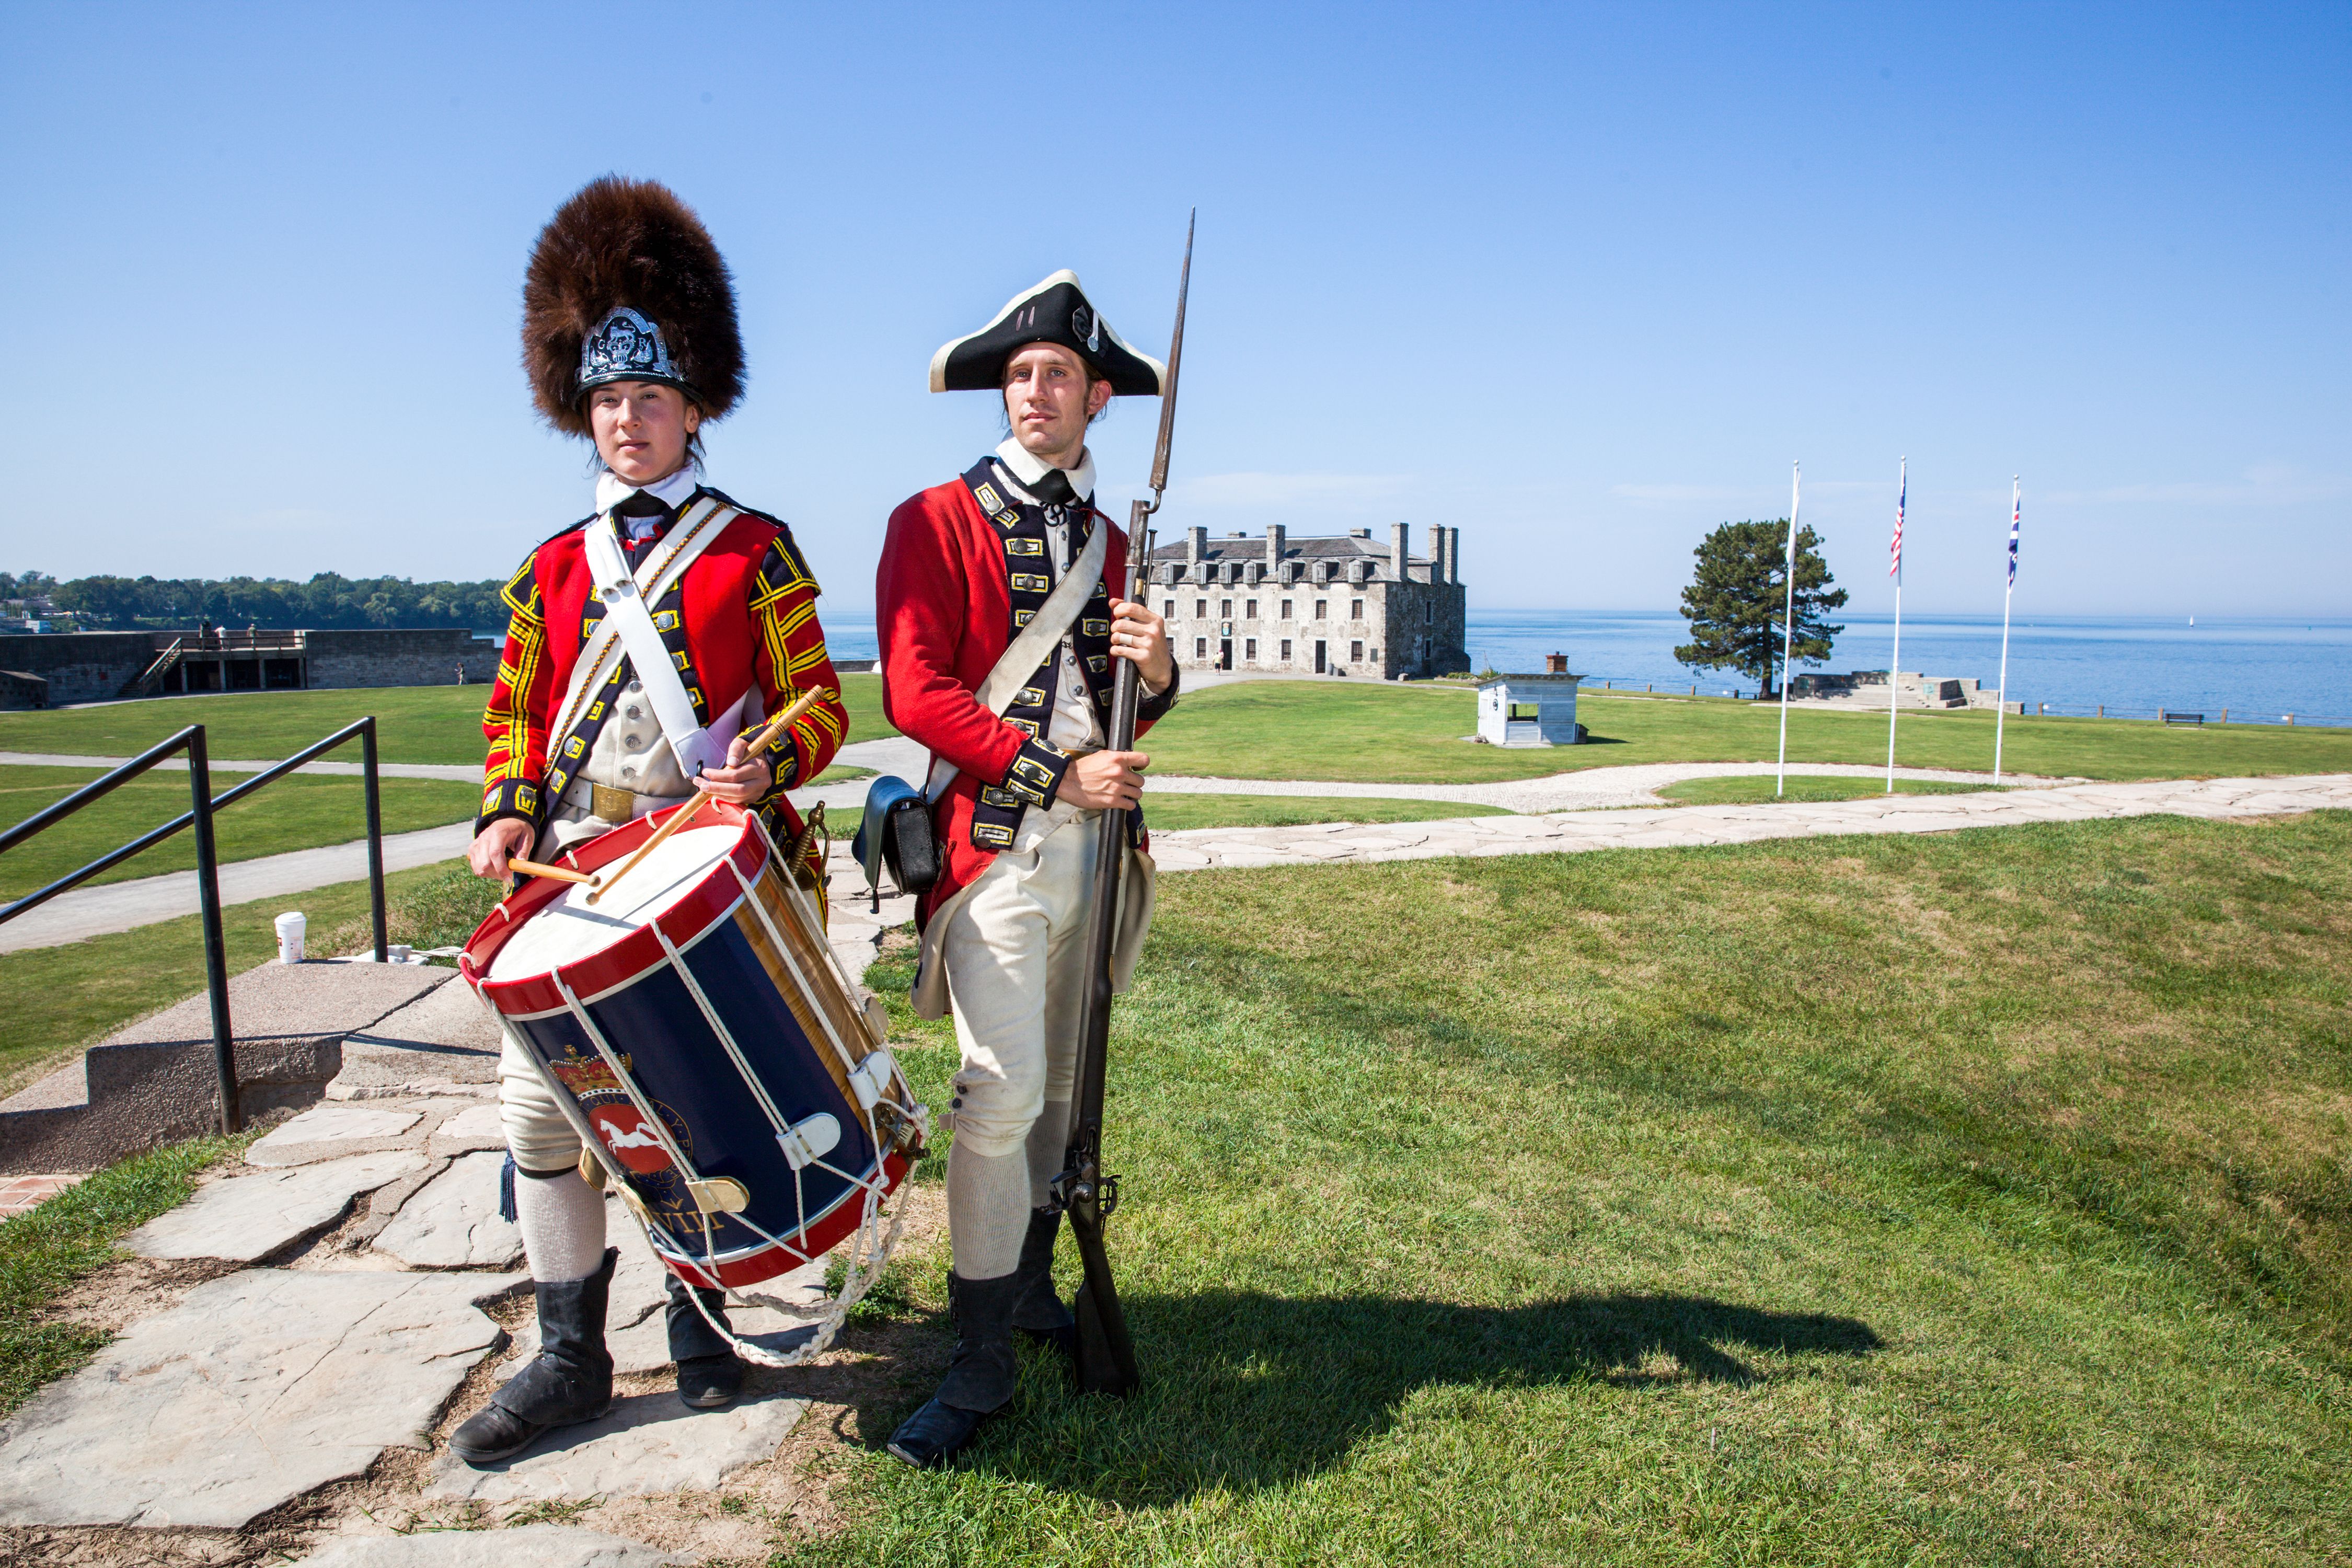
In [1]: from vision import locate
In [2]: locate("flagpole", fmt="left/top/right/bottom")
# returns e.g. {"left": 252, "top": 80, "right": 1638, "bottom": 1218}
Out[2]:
{"left": 1886, "top": 456, "right": 1905, "bottom": 793}
{"left": 1993, "top": 475, "right": 2017, "bottom": 783}
{"left": 1775, "top": 460, "right": 1800, "bottom": 798}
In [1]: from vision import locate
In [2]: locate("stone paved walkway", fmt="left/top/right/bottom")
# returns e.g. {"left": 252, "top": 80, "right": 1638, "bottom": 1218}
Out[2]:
{"left": 0, "top": 821, "right": 477, "bottom": 953}
{"left": 0, "top": 958, "right": 837, "bottom": 1562}
{"left": 1144, "top": 772, "right": 2352, "bottom": 871}
{"left": 1140, "top": 759, "right": 2069, "bottom": 812}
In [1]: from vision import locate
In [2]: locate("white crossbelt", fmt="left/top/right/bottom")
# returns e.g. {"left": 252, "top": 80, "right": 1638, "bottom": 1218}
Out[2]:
{"left": 923, "top": 518, "right": 1109, "bottom": 800}
{"left": 545, "top": 497, "right": 746, "bottom": 784}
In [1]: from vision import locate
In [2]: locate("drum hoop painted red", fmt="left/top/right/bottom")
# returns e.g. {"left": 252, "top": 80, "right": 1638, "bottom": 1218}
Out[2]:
{"left": 459, "top": 800, "right": 765, "bottom": 1010}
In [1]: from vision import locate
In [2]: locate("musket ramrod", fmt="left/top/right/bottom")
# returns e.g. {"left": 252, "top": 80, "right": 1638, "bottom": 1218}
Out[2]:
{"left": 1052, "top": 211, "right": 1193, "bottom": 1396}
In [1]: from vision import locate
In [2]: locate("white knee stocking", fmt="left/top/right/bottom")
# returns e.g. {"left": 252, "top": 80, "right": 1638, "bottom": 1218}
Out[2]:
{"left": 947, "top": 1139, "right": 1031, "bottom": 1280}
{"left": 514, "top": 1167, "right": 607, "bottom": 1283}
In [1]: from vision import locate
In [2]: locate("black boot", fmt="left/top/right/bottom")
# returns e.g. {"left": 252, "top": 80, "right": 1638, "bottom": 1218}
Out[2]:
{"left": 885, "top": 1270, "right": 1021, "bottom": 1469}
{"left": 450, "top": 1248, "right": 617, "bottom": 1465}
{"left": 666, "top": 1273, "right": 745, "bottom": 1410}
{"left": 1010, "top": 1207, "right": 1076, "bottom": 1357}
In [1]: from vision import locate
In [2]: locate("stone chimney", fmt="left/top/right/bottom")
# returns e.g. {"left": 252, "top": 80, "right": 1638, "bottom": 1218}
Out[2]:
{"left": 1437, "top": 526, "right": 1456, "bottom": 584}
{"left": 1186, "top": 526, "right": 1206, "bottom": 577}
{"left": 1265, "top": 524, "right": 1285, "bottom": 571}
{"left": 1546, "top": 651, "right": 1567, "bottom": 674}
{"left": 1391, "top": 522, "right": 1410, "bottom": 583}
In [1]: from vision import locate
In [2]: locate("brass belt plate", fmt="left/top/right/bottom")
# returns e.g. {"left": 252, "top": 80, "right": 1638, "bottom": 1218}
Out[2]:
{"left": 591, "top": 783, "right": 635, "bottom": 823}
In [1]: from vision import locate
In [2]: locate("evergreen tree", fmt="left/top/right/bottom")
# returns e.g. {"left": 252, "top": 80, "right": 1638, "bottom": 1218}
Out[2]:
{"left": 1675, "top": 518, "right": 1846, "bottom": 697}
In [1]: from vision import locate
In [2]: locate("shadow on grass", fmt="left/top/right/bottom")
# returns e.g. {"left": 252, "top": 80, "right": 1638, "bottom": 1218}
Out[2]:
{"left": 863, "top": 1288, "right": 1882, "bottom": 1503}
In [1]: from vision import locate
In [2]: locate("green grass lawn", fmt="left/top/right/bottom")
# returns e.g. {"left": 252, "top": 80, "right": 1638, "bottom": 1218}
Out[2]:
{"left": 0, "top": 670, "right": 898, "bottom": 764}
{"left": 1137, "top": 682, "right": 2352, "bottom": 785}
{"left": 0, "top": 765, "right": 479, "bottom": 900}
{"left": 1143, "top": 793, "right": 1507, "bottom": 831}
{"left": 824, "top": 809, "right": 2352, "bottom": 1565}
{"left": 0, "top": 861, "right": 502, "bottom": 1097}
{"left": 1656, "top": 774, "right": 2009, "bottom": 806}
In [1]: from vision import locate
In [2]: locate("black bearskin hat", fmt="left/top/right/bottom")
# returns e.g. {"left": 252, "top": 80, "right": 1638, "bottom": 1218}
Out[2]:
{"left": 522, "top": 176, "right": 743, "bottom": 437}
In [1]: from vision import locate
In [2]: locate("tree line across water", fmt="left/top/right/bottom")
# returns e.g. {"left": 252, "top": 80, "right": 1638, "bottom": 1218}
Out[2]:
{"left": 10, "top": 518, "right": 1841, "bottom": 693}
{"left": 1, "top": 570, "right": 509, "bottom": 633}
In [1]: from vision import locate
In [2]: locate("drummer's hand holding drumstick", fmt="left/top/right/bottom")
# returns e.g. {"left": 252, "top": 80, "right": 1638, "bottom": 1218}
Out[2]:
{"left": 694, "top": 742, "right": 773, "bottom": 805}
{"left": 469, "top": 818, "right": 536, "bottom": 882}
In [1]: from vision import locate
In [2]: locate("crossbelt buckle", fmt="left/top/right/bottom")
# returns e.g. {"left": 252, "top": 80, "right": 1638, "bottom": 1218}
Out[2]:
{"left": 591, "top": 783, "right": 635, "bottom": 823}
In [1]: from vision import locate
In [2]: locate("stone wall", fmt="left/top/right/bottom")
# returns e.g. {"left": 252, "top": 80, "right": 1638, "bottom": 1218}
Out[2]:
{"left": 0, "top": 632, "right": 157, "bottom": 704}
{"left": 301, "top": 629, "right": 500, "bottom": 689}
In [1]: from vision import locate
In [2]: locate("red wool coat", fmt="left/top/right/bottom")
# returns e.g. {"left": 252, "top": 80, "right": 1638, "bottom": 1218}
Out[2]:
{"left": 875, "top": 477, "right": 1161, "bottom": 922}
{"left": 481, "top": 503, "right": 849, "bottom": 849}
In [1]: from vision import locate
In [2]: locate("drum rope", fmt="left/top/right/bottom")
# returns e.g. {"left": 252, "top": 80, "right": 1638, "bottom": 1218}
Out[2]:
{"left": 497, "top": 813, "right": 927, "bottom": 1377}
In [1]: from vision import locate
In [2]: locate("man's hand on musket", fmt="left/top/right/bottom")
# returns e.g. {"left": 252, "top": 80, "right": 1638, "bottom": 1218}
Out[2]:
{"left": 468, "top": 818, "right": 535, "bottom": 881}
{"left": 1109, "top": 596, "right": 1173, "bottom": 695}
{"left": 1062, "top": 748, "right": 1150, "bottom": 812}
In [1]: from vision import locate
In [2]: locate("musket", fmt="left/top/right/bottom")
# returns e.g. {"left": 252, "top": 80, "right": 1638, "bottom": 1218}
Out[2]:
{"left": 1053, "top": 210, "right": 1193, "bottom": 1396}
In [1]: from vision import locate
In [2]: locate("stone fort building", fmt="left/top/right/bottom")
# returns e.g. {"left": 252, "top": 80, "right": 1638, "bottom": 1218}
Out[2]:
{"left": 1146, "top": 522, "right": 1467, "bottom": 679}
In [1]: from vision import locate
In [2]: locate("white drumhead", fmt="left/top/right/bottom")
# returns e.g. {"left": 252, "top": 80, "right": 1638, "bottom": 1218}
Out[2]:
{"left": 487, "top": 822, "right": 748, "bottom": 983}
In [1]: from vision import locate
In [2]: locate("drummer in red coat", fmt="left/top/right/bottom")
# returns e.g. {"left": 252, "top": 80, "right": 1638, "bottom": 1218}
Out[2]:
{"left": 874, "top": 271, "right": 1178, "bottom": 1467}
{"left": 453, "top": 177, "right": 849, "bottom": 1466}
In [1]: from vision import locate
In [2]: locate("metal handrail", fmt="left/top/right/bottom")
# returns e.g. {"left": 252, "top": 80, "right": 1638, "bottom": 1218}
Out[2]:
{"left": 0, "top": 718, "right": 388, "bottom": 1134}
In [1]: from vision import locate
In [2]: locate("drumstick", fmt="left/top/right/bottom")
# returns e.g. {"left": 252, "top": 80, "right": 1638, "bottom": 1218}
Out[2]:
{"left": 736, "top": 686, "right": 832, "bottom": 763}
{"left": 583, "top": 688, "right": 829, "bottom": 906}
{"left": 586, "top": 791, "right": 708, "bottom": 905}
{"left": 505, "top": 857, "right": 600, "bottom": 888}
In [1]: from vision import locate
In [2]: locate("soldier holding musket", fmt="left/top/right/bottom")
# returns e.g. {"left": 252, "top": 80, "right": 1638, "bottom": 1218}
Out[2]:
{"left": 874, "top": 271, "right": 1178, "bottom": 1467}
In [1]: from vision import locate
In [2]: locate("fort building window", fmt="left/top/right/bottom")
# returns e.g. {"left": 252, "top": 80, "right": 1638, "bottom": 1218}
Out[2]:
{"left": 1424, "top": 599, "right": 1434, "bottom": 622}
{"left": 1195, "top": 637, "right": 1207, "bottom": 660}
{"left": 1244, "top": 637, "right": 1257, "bottom": 661}
{"left": 1351, "top": 598, "right": 1364, "bottom": 621}
{"left": 1220, "top": 598, "right": 1233, "bottom": 618}
{"left": 1314, "top": 598, "right": 1328, "bottom": 620}
{"left": 1351, "top": 640, "right": 1365, "bottom": 662}
{"left": 1244, "top": 598, "right": 1257, "bottom": 619}
{"left": 1280, "top": 598, "right": 1293, "bottom": 620}
{"left": 1195, "top": 599, "right": 1208, "bottom": 618}
{"left": 1164, "top": 600, "right": 1176, "bottom": 619}
{"left": 1280, "top": 638, "right": 1293, "bottom": 661}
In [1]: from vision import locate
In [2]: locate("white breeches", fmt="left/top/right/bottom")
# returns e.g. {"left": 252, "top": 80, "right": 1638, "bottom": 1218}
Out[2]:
{"left": 500, "top": 1031, "right": 585, "bottom": 1174}
{"left": 939, "top": 804, "right": 1101, "bottom": 1160}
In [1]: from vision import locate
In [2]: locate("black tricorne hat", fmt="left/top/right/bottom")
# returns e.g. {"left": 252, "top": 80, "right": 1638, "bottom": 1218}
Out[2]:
{"left": 522, "top": 176, "right": 744, "bottom": 437}
{"left": 929, "top": 270, "right": 1166, "bottom": 397}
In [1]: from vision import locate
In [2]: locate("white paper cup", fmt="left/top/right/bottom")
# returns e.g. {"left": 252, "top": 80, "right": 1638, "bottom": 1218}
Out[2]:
{"left": 274, "top": 911, "right": 306, "bottom": 965}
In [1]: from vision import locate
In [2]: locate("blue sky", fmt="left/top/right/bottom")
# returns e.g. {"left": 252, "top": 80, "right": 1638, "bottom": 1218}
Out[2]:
{"left": 3, "top": 2, "right": 2345, "bottom": 618}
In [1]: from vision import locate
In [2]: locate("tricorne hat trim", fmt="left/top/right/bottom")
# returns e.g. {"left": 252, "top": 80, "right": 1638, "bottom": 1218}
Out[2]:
{"left": 928, "top": 269, "right": 1168, "bottom": 395}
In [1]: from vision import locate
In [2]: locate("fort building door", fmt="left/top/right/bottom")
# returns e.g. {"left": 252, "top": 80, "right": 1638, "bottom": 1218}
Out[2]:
{"left": 1313, "top": 639, "right": 1327, "bottom": 674}
{"left": 1219, "top": 638, "right": 1233, "bottom": 671}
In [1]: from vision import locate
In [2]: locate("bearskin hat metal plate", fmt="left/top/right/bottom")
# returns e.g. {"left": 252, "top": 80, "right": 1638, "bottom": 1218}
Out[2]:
{"left": 523, "top": 176, "right": 744, "bottom": 437}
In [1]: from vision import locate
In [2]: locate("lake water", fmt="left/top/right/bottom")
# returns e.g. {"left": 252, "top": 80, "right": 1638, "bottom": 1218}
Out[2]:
{"left": 817, "top": 608, "right": 2352, "bottom": 727}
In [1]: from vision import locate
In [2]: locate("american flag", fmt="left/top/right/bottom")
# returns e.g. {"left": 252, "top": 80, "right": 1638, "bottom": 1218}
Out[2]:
{"left": 1890, "top": 461, "right": 1906, "bottom": 579}
{"left": 2007, "top": 482, "right": 2021, "bottom": 587}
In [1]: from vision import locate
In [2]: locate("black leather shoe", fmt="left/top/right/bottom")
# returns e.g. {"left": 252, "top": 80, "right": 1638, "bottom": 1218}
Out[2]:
{"left": 1010, "top": 1207, "right": 1076, "bottom": 1358}
{"left": 664, "top": 1271, "right": 745, "bottom": 1412}
{"left": 450, "top": 1248, "right": 618, "bottom": 1466}
{"left": 885, "top": 1270, "right": 1022, "bottom": 1469}
{"left": 676, "top": 1352, "right": 744, "bottom": 1410}
{"left": 886, "top": 1396, "right": 986, "bottom": 1468}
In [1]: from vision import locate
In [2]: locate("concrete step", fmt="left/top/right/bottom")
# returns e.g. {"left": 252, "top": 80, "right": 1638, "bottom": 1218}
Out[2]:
{"left": 0, "top": 960, "right": 447, "bottom": 1174}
